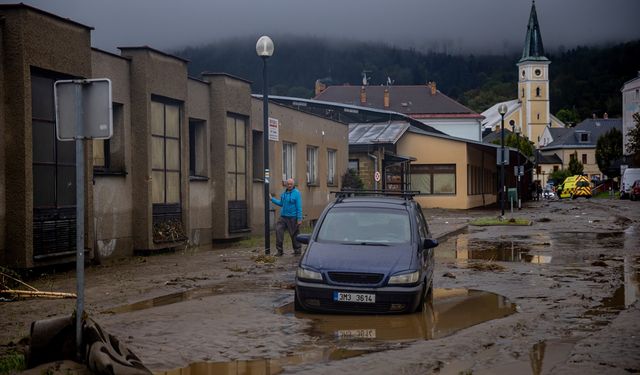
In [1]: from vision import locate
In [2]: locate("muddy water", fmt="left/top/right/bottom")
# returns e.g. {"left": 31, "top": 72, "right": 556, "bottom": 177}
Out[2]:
{"left": 156, "top": 289, "right": 516, "bottom": 374}
{"left": 436, "top": 233, "right": 553, "bottom": 263}
{"left": 104, "top": 285, "right": 226, "bottom": 314}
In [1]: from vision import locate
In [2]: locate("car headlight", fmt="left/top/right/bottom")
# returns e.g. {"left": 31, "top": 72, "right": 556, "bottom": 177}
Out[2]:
{"left": 388, "top": 271, "right": 420, "bottom": 285}
{"left": 297, "top": 267, "right": 323, "bottom": 281}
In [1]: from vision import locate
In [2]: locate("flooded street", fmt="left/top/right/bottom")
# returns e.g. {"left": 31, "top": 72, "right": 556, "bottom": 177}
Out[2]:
{"left": 2, "top": 199, "right": 639, "bottom": 374}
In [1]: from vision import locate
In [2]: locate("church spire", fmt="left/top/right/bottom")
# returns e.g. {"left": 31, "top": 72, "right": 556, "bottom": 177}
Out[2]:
{"left": 520, "top": 1, "right": 548, "bottom": 62}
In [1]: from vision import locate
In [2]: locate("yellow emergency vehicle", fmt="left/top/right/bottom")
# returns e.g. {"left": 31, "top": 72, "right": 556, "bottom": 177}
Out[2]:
{"left": 557, "top": 175, "right": 592, "bottom": 199}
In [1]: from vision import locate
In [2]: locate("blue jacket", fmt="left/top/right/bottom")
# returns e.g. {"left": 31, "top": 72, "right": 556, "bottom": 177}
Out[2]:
{"left": 271, "top": 188, "right": 303, "bottom": 221}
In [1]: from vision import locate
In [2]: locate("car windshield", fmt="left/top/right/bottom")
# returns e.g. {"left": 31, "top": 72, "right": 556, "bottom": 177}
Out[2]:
{"left": 316, "top": 207, "right": 411, "bottom": 244}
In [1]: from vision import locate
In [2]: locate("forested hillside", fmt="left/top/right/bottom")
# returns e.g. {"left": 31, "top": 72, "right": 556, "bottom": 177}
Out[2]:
{"left": 175, "top": 37, "right": 640, "bottom": 121}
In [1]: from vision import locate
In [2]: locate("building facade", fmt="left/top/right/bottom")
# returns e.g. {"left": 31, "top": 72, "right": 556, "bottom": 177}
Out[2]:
{"left": 0, "top": 4, "right": 348, "bottom": 268}
{"left": 621, "top": 72, "right": 640, "bottom": 163}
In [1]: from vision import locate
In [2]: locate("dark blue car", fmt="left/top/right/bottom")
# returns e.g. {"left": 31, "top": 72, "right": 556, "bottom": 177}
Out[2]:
{"left": 295, "top": 193, "right": 438, "bottom": 314}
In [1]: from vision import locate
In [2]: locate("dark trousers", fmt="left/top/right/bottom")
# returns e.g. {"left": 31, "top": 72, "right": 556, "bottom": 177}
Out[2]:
{"left": 276, "top": 216, "right": 301, "bottom": 254}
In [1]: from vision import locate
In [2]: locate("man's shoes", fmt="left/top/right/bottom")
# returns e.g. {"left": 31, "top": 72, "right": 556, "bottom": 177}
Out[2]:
{"left": 275, "top": 251, "right": 284, "bottom": 257}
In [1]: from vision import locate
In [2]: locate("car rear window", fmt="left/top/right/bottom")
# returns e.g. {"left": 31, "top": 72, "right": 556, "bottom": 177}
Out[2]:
{"left": 316, "top": 207, "right": 411, "bottom": 244}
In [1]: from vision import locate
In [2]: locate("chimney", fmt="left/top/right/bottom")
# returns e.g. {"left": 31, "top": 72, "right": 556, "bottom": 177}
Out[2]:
{"left": 314, "top": 79, "right": 327, "bottom": 96}
{"left": 360, "top": 86, "right": 366, "bottom": 104}
{"left": 603, "top": 112, "right": 608, "bottom": 119}
{"left": 428, "top": 81, "right": 437, "bottom": 95}
{"left": 384, "top": 88, "right": 390, "bottom": 108}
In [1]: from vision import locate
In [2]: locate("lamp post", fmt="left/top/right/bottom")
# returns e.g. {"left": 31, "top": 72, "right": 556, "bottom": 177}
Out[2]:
{"left": 256, "top": 35, "right": 274, "bottom": 255}
{"left": 511, "top": 122, "right": 522, "bottom": 210}
{"left": 498, "top": 104, "right": 508, "bottom": 217}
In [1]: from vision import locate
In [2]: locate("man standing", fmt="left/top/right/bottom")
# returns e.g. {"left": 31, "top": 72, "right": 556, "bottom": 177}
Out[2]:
{"left": 270, "top": 178, "right": 303, "bottom": 256}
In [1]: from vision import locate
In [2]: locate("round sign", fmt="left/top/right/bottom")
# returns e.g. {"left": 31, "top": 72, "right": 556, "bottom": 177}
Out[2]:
{"left": 374, "top": 171, "right": 381, "bottom": 182}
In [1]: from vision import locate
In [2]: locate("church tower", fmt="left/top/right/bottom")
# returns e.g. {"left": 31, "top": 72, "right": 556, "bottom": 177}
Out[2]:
{"left": 517, "top": 1, "right": 550, "bottom": 145}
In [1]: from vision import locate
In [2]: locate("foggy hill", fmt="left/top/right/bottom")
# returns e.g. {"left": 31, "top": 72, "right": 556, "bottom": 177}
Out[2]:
{"left": 174, "top": 37, "right": 640, "bottom": 120}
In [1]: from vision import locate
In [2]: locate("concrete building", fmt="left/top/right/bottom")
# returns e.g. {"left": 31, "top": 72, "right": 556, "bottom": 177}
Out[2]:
{"left": 621, "top": 72, "right": 640, "bottom": 164}
{"left": 539, "top": 117, "right": 622, "bottom": 183}
{"left": 0, "top": 4, "right": 348, "bottom": 268}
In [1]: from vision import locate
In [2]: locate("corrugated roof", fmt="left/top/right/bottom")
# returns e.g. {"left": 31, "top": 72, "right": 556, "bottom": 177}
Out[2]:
{"left": 314, "top": 85, "right": 482, "bottom": 118}
{"left": 349, "top": 121, "right": 410, "bottom": 145}
{"left": 481, "top": 99, "right": 521, "bottom": 129}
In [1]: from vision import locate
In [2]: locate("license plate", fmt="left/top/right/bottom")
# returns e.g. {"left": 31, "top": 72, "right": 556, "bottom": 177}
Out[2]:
{"left": 333, "top": 291, "right": 375, "bottom": 303}
{"left": 336, "top": 329, "right": 377, "bottom": 339}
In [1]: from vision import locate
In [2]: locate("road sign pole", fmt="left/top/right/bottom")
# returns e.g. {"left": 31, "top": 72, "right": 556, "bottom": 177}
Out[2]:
{"left": 74, "top": 84, "right": 85, "bottom": 360}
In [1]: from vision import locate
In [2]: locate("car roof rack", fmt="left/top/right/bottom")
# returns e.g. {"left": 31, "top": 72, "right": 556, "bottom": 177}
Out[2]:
{"left": 331, "top": 189, "right": 419, "bottom": 203}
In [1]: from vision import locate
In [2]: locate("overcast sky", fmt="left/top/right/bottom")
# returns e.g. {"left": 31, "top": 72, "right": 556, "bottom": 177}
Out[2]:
{"left": 6, "top": 0, "right": 640, "bottom": 54}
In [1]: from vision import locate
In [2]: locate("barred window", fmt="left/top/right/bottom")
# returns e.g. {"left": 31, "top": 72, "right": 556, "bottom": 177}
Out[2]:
{"left": 327, "top": 149, "right": 337, "bottom": 185}
{"left": 307, "top": 146, "right": 318, "bottom": 185}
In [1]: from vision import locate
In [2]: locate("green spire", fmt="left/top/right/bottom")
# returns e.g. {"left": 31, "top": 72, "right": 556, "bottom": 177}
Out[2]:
{"left": 520, "top": 1, "right": 548, "bottom": 62}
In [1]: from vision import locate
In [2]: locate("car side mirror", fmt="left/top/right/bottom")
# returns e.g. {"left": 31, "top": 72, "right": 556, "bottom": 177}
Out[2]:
{"left": 423, "top": 238, "right": 438, "bottom": 249}
{"left": 296, "top": 234, "right": 311, "bottom": 244}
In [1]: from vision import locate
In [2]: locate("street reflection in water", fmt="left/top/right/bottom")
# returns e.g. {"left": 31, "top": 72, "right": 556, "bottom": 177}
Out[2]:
{"left": 156, "top": 289, "right": 515, "bottom": 375}
{"left": 436, "top": 234, "right": 552, "bottom": 263}
{"left": 303, "top": 289, "right": 516, "bottom": 341}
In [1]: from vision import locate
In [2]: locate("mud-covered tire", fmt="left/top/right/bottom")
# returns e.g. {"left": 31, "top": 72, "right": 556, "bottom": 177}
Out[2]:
{"left": 294, "top": 290, "right": 304, "bottom": 312}
{"left": 415, "top": 282, "right": 426, "bottom": 312}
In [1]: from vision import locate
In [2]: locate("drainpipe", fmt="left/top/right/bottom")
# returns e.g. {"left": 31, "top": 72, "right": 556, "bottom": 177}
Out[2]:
{"left": 368, "top": 152, "right": 378, "bottom": 190}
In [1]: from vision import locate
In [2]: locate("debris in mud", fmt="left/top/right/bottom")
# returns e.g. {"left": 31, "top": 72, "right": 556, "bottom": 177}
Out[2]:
{"left": 443, "top": 272, "right": 456, "bottom": 279}
{"left": 251, "top": 255, "right": 277, "bottom": 264}
{"left": 613, "top": 215, "right": 632, "bottom": 226}
{"left": 225, "top": 265, "right": 245, "bottom": 272}
{"left": 152, "top": 219, "right": 187, "bottom": 243}
{"left": 467, "top": 262, "right": 506, "bottom": 272}
{"left": 537, "top": 217, "right": 552, "bottom": 222}
{"left": 591, "top": 261, "right": 608, "bottom": 267}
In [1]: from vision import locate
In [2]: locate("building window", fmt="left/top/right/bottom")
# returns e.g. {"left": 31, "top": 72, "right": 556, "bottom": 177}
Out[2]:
{"left": 226, "top": 115, "right": 247, "bottom": 201}
{"left": 348, "top": 159, "right": 359, "bottom": 172}
{"left": 189, "top": 118, "right": 207, "bottom": 178}
{"left": 582, "top": 154, "right": 587, "bottom": 164}
{"left": 411, "top": 164, "right": 456, "bottom": 195}
{"left": 93, "top": 102, "right": 125, "bottom": 174}
{"left": 580, "top": 133, "right": 589, "bottom": 142}
{"left": 536, "top": 87, "right": 541, "bottom": 97}
{"left": 537, "top": 113, "right": 540, "bottom": 120}
{"left": 521, "top": 88, "right": 525, "bottom": 98}
{"left": 327, "top": 149, "right": 337, "bottom": 186}
{"left": 553, "top": 166, "right": 559, "bottom": 172}
{"left": 151, "top": 99, "right": 181, "bottom": 205}
{"left": 252, "top": 130, "right": 264, "bottom": 180}
{"left": 282, "top": 142, "right": 296, "bottom": 181}
{"left": 307, "top": 146, "right": 318, "bottom": 185}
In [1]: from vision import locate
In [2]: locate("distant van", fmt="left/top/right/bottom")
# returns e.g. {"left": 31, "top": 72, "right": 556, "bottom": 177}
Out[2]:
{"left": 621, "top": 168, "right": 640, "bottom": 199}
{"left": 558, "top": 175, "right": 591, "bottom": 199}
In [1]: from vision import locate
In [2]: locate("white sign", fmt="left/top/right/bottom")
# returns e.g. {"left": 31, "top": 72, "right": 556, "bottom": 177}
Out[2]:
{"left": 374, "top": 171, "right": 381, "bottom": 182}
{"left": 54, "top": 79, "right": 113, "bottom": 140}
{"left": 268, "top": 117, "right": 279, "bottom": 141}
{"left": 496, "top": 148, "right": 509, "bottom": 165}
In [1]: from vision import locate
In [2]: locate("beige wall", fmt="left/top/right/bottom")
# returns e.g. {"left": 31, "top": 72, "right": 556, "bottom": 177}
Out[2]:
{"left": 397, "top": 133, "right": 467, "bottom": 209}
{"left": 251, "top": 98, "right": 348, "bottom": 229}
{"left": 556, "top": 148, "right": 602, "bottom": 180}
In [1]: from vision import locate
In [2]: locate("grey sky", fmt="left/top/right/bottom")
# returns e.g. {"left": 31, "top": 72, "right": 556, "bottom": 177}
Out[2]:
{"left": 6, "top": 0, "right": 640, "bottom": 54}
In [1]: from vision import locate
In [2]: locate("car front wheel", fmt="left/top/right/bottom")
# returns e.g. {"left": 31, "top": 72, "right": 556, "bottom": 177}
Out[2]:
{"left": 294, "top": 290, "right": 304, "bottom": 312}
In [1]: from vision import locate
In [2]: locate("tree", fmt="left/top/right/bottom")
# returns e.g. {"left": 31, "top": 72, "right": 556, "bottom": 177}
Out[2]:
{"left": 626, "top": 112, "right": 640, "bottom": 166}
{"left": 549, "top": 168, "right": 572, "bottom": 185}
{"left": 595, "top": 127, "right": 623, "bottom": 178}
{"left": 555, "top": 108, "right": 580, "bottom": 127}
{"left": 568, "top": 151, "right": 584, "bottom": 175}
{"left": 341, "top": 169, "right": 364, "bottom": 190}
{"left": 491, "top": 133, "right": 534, "bottom": 157}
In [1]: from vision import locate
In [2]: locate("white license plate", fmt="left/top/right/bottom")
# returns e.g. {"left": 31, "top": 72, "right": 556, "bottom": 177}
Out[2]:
{"left": 333, "top": 291, "right": 376, "bottom": 303}
{"left": 336, "top": 329, "right": 377, "bottom": 339}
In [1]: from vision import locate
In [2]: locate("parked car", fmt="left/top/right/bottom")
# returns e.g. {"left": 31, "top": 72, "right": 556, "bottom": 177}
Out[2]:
{"left": 557, "top": 175, "right": 591, "bottom": 199}
{"left": 630, "top": 180, "right": 640, "bottom": 201}
{"left": 621, "top": 168, "right": 640, "bottom": 199}
{"left": 294, "top": 192, "right": 438, "bottom": 314}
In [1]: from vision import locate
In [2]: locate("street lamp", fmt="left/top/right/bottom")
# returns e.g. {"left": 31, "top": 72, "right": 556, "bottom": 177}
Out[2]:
{"left": 498, "top": 103, "right": 508, "bottom": 217}
{"left": 256, "top": 35, "right": 274, "bottom": 254}
{"left": 511, "top": 121, "right": 522, "bottom": 210}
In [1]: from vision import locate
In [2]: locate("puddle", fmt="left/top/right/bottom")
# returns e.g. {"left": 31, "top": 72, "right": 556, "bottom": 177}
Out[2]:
{"left": 586, "top": 256, "right": 640, "bottom": 318}
{"left": 436, "top": 234, "right": 552, "bottom": 264}
{"left": 551, "top": 231, "right": 625, "bottom": 250}
{"left": 294, "top": 289, "right": 516, "bottom": 342}
{"left": 155, "top": 347, "right": 369, "bottom": 375}
{"left": 105, "top": 285, "right": 226, "bottom": 314}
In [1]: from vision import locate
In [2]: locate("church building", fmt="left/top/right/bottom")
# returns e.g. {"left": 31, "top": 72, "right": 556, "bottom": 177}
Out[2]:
{"left": 482, "top": 1, "right": 565, "bottom": 147}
